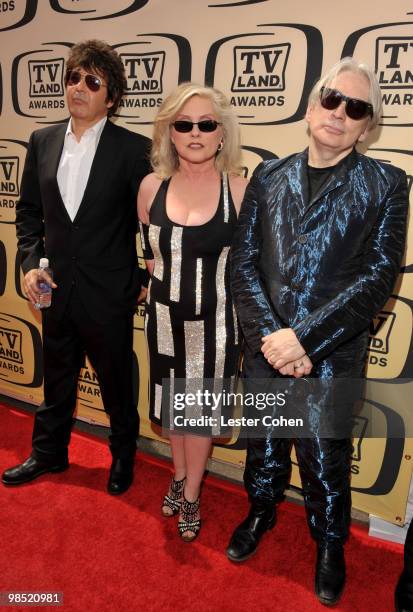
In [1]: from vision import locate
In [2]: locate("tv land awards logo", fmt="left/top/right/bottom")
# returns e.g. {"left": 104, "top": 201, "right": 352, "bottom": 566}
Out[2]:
{"left": 0, "top": 157, "right": 19, "bottom": 198}
{"left": 231, "top": 44, "right": 290, "bottom": 93}
{"left": 366, "top": 298, "right": 412, "bottom": 378}
{"left": 205, "top": 25, "right": 322, "bottom": 125}
{"left": 78, "top": 361, "right": 102, "bottom": 405}
{"left": 0, "top": 313, "right": 43, "bottom": 387}
{"left": 341, "top": 22, "right": 413, "bottom": 126}
{"left": 114, "top": 37, "right": 191, "bottom": 124}
{"left": 376, "top": 37, "right": 413, "bottom": 120}
{"left": 0, "top": 0, "right": 37, "bottom": 32}
{"left": 376, "top": 37, "right": 413, "bottom": 89}
{"left": 368, "top": 311, "right": 395, "bottom": 366}
{"left": 349, "top": 382, "right": 412, "bottom": 498}
{"left": 49, "top": 0, "right": 149, "bottom": 20}
{"left": 0, "top": 325, "right": 23, "bottom": 368}
{"left": 28, "top": 58, "right": 65, "bottom": 98}
{"left": 12, "top": 44, "right": 71, "bottom": 123}
{"left": 0, "top": 140, "right": 27, "bottom": 224}
{"left": 122, "top": 51, "right": 165, "bottom": 96}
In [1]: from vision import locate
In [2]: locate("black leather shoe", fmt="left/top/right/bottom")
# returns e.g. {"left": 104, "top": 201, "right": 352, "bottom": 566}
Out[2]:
{"left": 2, "top": 456, "right": 69, "bottom": 486}
{"left": 395, "top": 571, "right": 413, "bottom": 612}
{"left": 315, "top": 541, "right": 346, "bottom": 606}
{"left": 226, "top": 504, "right": 276, "bottom": 562}
{"left": 107, "top": 457, "right": 134, "bottom": 495}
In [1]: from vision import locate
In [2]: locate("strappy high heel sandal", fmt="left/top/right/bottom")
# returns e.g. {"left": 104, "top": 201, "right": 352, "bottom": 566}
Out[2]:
{"left": 178, "top": 495, "right": 201, "bottom": 542}
{"left": 161, "top": 476, "right": 186, "bottom": 517}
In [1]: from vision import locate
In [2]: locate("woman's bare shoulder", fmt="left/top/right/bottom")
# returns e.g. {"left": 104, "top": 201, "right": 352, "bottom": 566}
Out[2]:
{"left": 137, "top": 173, "right": 164, "bottom": 222}
{"left": 139, "top": 172, "right": 163, "bottom": 197}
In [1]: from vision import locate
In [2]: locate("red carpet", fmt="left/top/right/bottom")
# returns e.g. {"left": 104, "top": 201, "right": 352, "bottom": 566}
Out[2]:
{"left": 0, "top": 403, "right": 403, "bottom": 612}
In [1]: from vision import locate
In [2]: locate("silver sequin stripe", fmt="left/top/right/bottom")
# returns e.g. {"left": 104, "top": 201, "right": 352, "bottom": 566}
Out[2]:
{"left": 148, "top": 224, "right": 164, "bottom": 281}
{"left": 139, "top": 221, "right": 147, "bottom": 253}
{"left": 223, "top": 171, "right": 229, "bottom": 223}
{"left": 170, "top": 226, "right": 183, "bottom": 302}
{"left": 184, "top": 320, "right": 205, "bottom": 420}
{"left": 184, "top": 320, "right": 205, "bottom": 380}
{"left": 214, "top": 246, "right": 229, "bottom": 380}
{"left": 212, "top": 246, "right": 230, "bottom": 433}
{"left": 156, "top": 302, "right": 174, "bottom": 357}
{"left": 195, "top": 258, "right": 203, "bottom": 316}
{"left": 154, "top": 383, "right": 162, "bottom": 420}
{"left": 168, "top": 368, "right": 175, "bottom": 430}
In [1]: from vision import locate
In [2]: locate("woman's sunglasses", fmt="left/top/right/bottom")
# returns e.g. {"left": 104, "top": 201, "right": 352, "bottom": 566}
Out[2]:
{"left": 172, "top": 120, "right": 221, "bottom": 133}
{"left": 320, "top": 87, "right": 373, "bottom": 121}
{"left": 66, "top": 70, "right": 107, "bottom": 93}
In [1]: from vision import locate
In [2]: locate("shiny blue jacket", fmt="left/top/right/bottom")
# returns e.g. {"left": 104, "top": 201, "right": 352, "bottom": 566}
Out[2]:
{"left": 231, "top": 148, "right": 408, "bottom": 376}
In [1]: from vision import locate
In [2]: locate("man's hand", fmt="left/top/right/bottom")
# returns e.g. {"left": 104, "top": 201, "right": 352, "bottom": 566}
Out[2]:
{"left": 23, "top": 268, "right": 57, "bottom": 306}
{"left": 279, "top": 354, "right": 313, "bottom": 378}
{"left": 137, "top": 286, "right": 148, "bottom": 304}
{"left": 261, "top": 328, "right": 306, "bottom": 368}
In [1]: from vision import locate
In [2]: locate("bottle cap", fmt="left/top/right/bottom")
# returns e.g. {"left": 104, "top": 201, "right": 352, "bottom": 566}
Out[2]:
{"left": 39, "top": 258, "right": 49, "bottom": 268}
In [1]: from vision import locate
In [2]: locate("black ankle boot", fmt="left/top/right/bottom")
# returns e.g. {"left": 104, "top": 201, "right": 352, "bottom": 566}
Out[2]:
{"left": 395, "top": 571, "right": 413, "bottom": 612}
{"left": 226, "top": 504, "right": 276, "bottom": 562}
{"left": 315, "top": 541, "right": 346, "bottom": 606}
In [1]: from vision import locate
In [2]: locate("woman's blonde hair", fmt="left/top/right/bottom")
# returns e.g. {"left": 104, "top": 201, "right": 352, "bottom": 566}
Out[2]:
{"left": 151, "top": 82, "right": 244, "bottom": 178}
{"left": 308, "top": 57, "right": 382, "bottom": 129}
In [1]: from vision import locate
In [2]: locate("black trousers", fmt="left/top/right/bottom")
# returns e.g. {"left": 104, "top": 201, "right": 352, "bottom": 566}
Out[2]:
{"left": 242, "top": 347, "right": 352, "bottom": 544}
{"left": 32, "top": 290, "right": 139, "bottom": 463}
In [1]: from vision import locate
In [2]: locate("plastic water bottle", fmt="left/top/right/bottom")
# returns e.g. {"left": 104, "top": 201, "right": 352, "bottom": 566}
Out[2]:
{"left": 36, "top": 257, "right": 53, "bottom": 309}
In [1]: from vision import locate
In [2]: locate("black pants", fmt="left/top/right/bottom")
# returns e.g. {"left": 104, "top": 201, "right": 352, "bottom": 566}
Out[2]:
{"left": 32, "top": 291, "right": 139, "bottom": 463}
{"left": 242, "top": 348, "right": 352, "bottom": 544}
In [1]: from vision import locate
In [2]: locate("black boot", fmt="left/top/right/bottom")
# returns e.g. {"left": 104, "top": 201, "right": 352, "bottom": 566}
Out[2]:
{"left": 395, "top": 571, "right": 413, "bottom": 612}
{"left": 226, "top": 503, "right": 276, "bottom": 562}
{"left": 315, "top": 541, "right": 346, "bottom": 606}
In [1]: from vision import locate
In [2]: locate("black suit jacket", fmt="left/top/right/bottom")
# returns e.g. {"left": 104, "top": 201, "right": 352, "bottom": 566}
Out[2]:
{"left": 16, "top": 120, "right": 151, "bottom": 323}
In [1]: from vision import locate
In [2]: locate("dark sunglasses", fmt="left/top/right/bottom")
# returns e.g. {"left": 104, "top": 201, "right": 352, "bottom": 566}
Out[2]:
{"left": 66, "top": 70, "right": 107, "bottom": 93}
{"left": 172, "top": 120, "right": 221, "bottom": 133}
{"left": 320, "top": 86, "right": 373, "bottom": 120}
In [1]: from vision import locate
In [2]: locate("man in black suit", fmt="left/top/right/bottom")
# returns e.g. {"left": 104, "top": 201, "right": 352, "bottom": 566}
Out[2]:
{"left": 2, "top": 40, "right": 150, "bottom": 495}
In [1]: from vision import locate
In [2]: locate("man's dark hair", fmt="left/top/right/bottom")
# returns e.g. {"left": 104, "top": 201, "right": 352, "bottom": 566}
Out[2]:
{"left": 65, "top": 39, "right": 126, "bottom": 117}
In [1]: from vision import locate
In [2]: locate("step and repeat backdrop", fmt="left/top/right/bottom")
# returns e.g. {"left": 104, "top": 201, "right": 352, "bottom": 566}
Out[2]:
{"left": 0, "top": 0, "right": 412, "bottom": 524}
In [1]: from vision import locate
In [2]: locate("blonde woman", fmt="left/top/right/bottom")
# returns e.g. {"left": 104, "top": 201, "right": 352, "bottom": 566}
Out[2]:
{"left": 138, "top": 83, "right": 248, "bottom": 541}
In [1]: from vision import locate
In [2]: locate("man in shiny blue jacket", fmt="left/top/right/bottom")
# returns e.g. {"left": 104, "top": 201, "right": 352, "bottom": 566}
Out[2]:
{"left": 227, "top": 58, "right": 409, "bottom": 606}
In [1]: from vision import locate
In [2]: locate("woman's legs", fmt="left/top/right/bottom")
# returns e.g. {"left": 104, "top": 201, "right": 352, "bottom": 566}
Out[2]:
{"left": 163, "top": 433, "right": 211, "bottom": 521}
{"left": 183, "top": 434, "right": 212, "bottom": 501}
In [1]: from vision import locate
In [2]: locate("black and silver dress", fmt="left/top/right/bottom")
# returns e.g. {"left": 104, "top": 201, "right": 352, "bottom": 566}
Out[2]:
{"left": 140, "top": 173, "right": 240, "bottom": 434}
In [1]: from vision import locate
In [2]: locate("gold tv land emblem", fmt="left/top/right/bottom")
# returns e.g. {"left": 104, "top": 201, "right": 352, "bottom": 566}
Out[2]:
{"left": 367, "top": 298, "right": 412, "bottom": 378}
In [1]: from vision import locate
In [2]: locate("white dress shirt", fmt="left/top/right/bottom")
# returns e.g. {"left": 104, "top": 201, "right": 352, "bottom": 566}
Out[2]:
{"left": 57, "top": 116, "right": 107, "bottom": 221}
